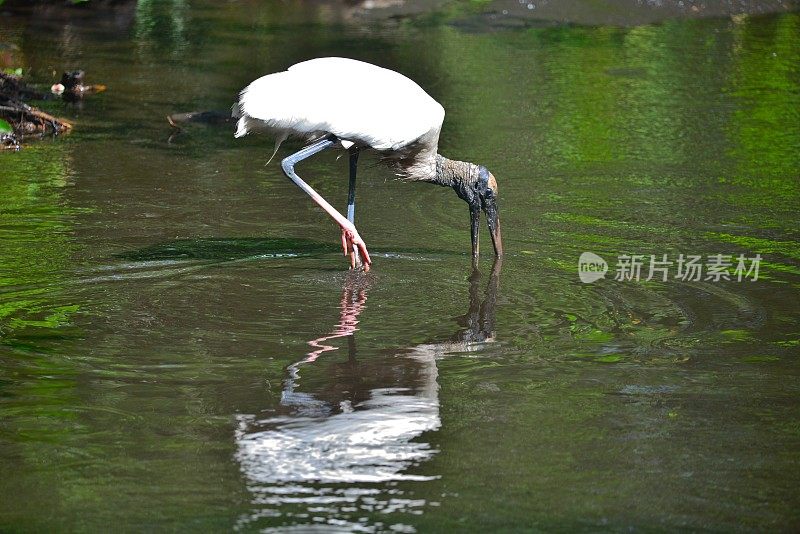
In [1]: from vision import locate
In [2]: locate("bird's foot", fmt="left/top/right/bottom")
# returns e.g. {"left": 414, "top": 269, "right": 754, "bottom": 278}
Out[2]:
{"left": 340, "top": 224, "right": 371, "bottom": 272}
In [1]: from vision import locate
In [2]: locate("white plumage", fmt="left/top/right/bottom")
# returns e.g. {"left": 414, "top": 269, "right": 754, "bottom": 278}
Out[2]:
{"left": 235, "top": 57, "right": 445, "bottom": 155}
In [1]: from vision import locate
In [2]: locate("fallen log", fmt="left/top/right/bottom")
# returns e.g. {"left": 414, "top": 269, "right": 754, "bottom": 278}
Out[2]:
{"left": 1, "top": 72, "right": 73, "bottom": 148}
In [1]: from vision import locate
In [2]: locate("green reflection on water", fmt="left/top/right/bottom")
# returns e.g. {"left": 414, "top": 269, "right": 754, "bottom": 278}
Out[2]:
{"left": 0, "top": 145, "right": 84, "bottom": 335}
{"left": 727, "top": 14, "right": 800, "bottom": 184}
{"left": 0, "top": 145, "right": 88, "bottom": 530}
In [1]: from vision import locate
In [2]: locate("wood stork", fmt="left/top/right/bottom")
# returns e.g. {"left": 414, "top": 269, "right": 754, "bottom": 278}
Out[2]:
{"left": 234, "top": 57, "right": 503, "bottom": 271}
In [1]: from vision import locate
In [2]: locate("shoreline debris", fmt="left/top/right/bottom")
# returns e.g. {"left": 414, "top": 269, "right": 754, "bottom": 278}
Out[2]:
{"left": 1, "top": 71, "right": 73, "bottom": 149}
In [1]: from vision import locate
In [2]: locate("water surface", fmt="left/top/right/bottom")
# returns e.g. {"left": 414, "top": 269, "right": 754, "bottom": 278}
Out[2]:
{"left": 1, "top": 2, "right": 799, "bottom": 531}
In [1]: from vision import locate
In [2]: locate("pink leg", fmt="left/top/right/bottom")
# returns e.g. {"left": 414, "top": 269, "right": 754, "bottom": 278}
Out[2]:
{"left": 280, "top": 137, "right": 372, "bottom": 271}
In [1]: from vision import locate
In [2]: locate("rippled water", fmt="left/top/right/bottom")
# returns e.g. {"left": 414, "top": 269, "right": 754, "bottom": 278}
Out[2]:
{"left": 1, "top": 2, "right": 799, "bottom": 531}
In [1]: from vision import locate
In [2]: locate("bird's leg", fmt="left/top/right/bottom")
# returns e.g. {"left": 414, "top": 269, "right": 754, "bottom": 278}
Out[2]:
{"left": 347, "top": 149, "right": 361, "bottom": 268}
{"left": 281, "top": 135, "right": 371, "bottom": 271}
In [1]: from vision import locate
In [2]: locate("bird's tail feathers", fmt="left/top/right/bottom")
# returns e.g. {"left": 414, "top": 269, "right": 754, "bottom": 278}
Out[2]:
{"left": 234, "top": 117, "right": 248, "bottom": 138}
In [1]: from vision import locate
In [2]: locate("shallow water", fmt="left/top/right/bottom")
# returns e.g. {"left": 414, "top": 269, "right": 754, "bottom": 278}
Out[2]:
{"left": 1, "top": 2, "right": 799, "bottom": 531}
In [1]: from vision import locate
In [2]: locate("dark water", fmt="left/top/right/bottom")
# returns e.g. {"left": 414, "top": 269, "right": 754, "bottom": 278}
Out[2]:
{"left": 1, "top": 2, "right": 799, "bottom": 531}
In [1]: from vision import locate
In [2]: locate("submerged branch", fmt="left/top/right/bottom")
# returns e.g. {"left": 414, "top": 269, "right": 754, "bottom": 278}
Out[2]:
{"left": 0, "top": 72, "right": 73, "bottom": 149}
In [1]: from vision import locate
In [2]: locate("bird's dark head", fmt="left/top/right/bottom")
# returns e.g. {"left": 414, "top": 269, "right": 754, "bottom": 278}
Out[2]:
{"left": 452, "top": 164, "right": 503, "bottom": 261}
{"left": 60, "top": 70, "right": 85, "bottom": 90}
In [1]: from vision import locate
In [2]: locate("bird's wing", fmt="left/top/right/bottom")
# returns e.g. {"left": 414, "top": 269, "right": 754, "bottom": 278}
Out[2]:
{"left": 235, "top": 57, "right": 444, "bottom": 153}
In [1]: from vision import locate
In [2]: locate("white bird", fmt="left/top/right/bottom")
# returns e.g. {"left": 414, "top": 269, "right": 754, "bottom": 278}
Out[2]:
{"left": 234, "top": 57, "right": 503, "bottom": 270}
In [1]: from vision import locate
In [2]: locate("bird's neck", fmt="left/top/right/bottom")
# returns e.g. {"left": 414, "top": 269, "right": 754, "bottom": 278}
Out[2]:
{"left": 434, "top": 154, "right": 481, "bottom": 191}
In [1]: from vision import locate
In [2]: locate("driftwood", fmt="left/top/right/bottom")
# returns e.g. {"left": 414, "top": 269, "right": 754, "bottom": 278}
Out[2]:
{"left": 0, "top": 104, "right": 72, "bottom": 133}
{"left": 167, "top": 110, "right": 232, "bottom": 127}
{"left": 1, "top": 72, "right": 73, "bottom": 149}
{"left": 166, "top": 110, "right": 232, "bottom": 143}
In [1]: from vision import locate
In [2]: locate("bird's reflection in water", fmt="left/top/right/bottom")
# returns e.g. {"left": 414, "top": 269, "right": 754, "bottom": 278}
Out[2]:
{"left": 235, "top": 260, "right": 501, "bottom": 530}
{"left": 280, "top": 285, "right": 368, "bottom": 419}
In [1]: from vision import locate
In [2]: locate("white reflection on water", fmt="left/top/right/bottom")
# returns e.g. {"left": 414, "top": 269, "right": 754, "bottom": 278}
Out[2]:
{"left": 235, "top": 263, "right": 500, "bottom": 530}
{"left": 235, "top": 364, "right": 441, "bottom": 484}
{"left": 236, "top": 282, "right": 441, "bottom": 484}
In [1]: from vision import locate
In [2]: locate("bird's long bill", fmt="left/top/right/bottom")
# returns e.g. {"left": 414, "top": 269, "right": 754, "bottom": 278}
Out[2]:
{"left": 470, "top": 204, "right": 481, "bottom": 260}
{"left": 484, "top": 199, "right": 503, "bottom": 257}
